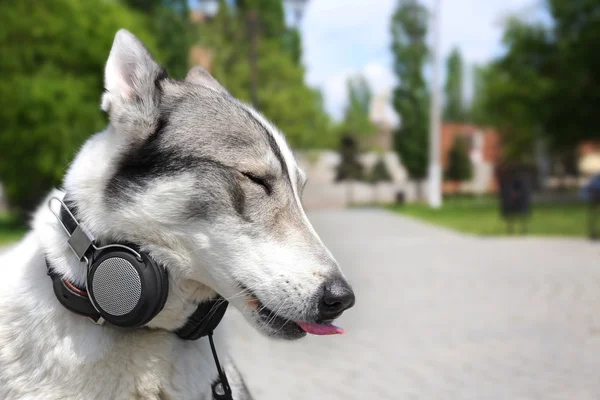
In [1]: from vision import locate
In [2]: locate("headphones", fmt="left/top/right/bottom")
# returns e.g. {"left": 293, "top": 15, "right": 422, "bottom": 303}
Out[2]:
{"left": 49, "top": 197, "right": 169, "bottom": 328}
{"left": 48, "top": 196, "right": 232, "bottom": 398}
{"left": 87, "top": 244, "right": 168, "bottom": 327}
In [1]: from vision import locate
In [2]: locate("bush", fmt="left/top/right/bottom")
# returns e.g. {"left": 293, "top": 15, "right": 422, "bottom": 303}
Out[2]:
{"left": 368, "top": 157, "right": 392, "bottom": 184}
{"left": 0, "top": 0, "right": 158, "bottom": 218}
{"left": 445, "top": 136, "right": 473, "bottom": 182}
{"left": 335, "top": 135, "right": 364, "bottom": 182}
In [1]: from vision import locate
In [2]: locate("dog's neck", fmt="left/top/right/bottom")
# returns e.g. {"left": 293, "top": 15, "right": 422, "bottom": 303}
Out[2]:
{"left": 33, "top": 189, "right": 218, "bottom": 332}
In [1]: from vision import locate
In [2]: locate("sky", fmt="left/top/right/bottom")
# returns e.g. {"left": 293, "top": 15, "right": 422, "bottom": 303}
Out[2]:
{"left": 298, "top": 0, "right": 544, "bottom": 124}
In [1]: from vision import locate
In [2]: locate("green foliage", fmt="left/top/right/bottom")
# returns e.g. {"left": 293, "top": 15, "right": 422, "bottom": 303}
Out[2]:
{"left": 469, "top": 64, "right": 491, "bottom": 126}
{"left": 237, "top": 0, "right": 286, "bottom": 41}
{"left": 390, "top": 0, "right": 430, "bottom": 181}
{"left": 0, "top": 0, "right": 335, "bottom": 216}
{"left": 444, "top": 47, "right": 465, "bottom": 122}
{"left": 445, "top": 136, "right": 473, "bottom": 181}
{"left": 335, "top": 135, "right": 364, "bottom": 182}
{"left": 473, "top": 19, "right": 553, "bottom": 162}
{"left": 123, "top": 0, "right": 194, "bottom": 79}
{"left": 284, "top": 28, "right": 303, "bottom": 65}
{"left": 339, "top": 75, "right": 377, "bottom": 141}
{"left": 200, "top": 0, "right": 243, "bottom": 91}
{"left": 474, "top": 0, "right": 600, "bottom": 160}
{"left": 256, "top": 42, "right": 334, "bottom": 148}
{"left": 543, "top": 0, "right": 600, "bottom": 149}
{"left": 200, "top": 0, "right": 334, "bottom": 149}
{"left": 389, "top": 197, "right": 588, "bottom": 237}
{"left": 0, "top": 0, "right": 156, "bottom": 216}
{"left": 368, "top": 157, "right": 392, "bottom": 184}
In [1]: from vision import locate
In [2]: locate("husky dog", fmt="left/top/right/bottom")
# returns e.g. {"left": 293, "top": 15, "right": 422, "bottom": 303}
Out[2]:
{"left": 0, "top": 30, "right": 354, "bottom": 399}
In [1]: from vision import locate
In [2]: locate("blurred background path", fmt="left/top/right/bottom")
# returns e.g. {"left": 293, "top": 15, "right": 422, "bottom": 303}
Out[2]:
{"left": 227, "top": 209, "right": 600, "bottom": 400}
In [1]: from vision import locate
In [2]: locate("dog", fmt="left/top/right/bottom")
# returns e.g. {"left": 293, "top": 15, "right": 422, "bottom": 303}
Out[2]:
{"left": 0, "top": 30, "right": 355, "bottom": 399}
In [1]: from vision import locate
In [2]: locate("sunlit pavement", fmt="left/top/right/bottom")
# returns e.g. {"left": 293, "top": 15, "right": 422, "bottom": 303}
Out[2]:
{"left": 3, "top": 211, "right": 598, "bottom": 399}
{"left": 227, "top": 209, "right": 600, "bottom": 400}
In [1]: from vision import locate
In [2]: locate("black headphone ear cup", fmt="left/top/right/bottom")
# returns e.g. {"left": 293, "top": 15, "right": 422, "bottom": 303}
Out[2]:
{"left": 143, "top": 253, "right": 169, "bottom": 325}
{"left": 87, "top": 247, "right": 168, "bottom": 328}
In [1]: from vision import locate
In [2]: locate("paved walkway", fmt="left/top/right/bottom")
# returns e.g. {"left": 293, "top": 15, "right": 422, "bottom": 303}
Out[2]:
{"left": 227, "top": 209, "right": 600, "bottom": 400}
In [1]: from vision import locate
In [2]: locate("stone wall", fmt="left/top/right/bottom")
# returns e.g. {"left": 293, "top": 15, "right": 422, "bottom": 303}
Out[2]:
{"left": 295, "top": 150, "right": 497, "bottom": 209}
{"left": 295, "top": 150, "right": 409, "bottom": 209}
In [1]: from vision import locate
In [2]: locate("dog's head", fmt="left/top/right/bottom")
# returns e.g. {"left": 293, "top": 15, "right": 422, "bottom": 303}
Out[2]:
{"left": 63, "top": 30, "right": 354, "bottom": 339}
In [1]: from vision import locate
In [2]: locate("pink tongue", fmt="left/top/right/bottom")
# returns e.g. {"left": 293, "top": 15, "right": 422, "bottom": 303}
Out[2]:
{"left": 297, "top": 321, "right": 345, "bottom": 335}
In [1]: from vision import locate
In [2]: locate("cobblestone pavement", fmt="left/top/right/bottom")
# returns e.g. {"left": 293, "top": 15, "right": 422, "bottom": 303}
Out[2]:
{"left": 226, "top": 209, "right": 600, "bottom": 400}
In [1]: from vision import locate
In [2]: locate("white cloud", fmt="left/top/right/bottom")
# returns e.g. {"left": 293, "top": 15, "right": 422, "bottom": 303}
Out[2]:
{"left": 363, "top": 62, "right": 397, "bottom": 96}
{"left": 301, "top": 0, "right": 540, "bottom": 123}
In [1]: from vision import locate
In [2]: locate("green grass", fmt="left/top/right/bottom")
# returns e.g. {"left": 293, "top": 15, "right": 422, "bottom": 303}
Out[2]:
{"left": 388, "top": 196, "right": 592, "bottom": 237}
{"left": 0, "top": 199, "right": 593, "bottom": 244}
{"left": 0, "top": 213, "right": 27, "bottom": 245}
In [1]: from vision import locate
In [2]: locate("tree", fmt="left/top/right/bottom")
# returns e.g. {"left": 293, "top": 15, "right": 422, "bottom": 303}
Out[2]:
{"left": 284, "top": 28, "right": 303, "bottom": 65}
{"left": 335, "top": 135, "right": 364, "bottom": 205}
{"left": 236, "top": 0, "right": 286, "bottom": 42}
{"left": 123, "top": 0, "right": 193, "bottom": 79}
{"left": 542, "top": 0, "right": 600, "bottom": 150}
{"left": 469, "top": 64, "right": 491, "bottom": 126}
{"left": 390, "top": 0, "right": 430, "bottom": 200}
{"left": 199, "top": 0, "right": 334, "bottom": 149}
{"left": 473, "top": 0, "right": 600, "bottom": 164}
{"left": 0, "top": 0, "right": 157, "bottom": 218}
{"left": 445, "top": 136, "right": 473, "bottom": 182}
{"left": 340, "top": 75, "right": 377, "bottom": 140}
{"left": 444, "top": 47, "right": 465, "bottom": 122}
{"left": 488, "top": 19, "right": 552, "bottom": 163}
{"left": 200, "top": 0, "right": 245, "bottom": 93}
{"left": 255, "top": 41, "right": 334, "bottom": 148}
{"left": 367, "top": 157, "right": 393, "bottom": 203}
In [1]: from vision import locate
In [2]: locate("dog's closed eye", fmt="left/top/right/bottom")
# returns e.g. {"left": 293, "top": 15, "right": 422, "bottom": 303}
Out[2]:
{"left": 241, "top": 172, "right": 272, "bottom": 195}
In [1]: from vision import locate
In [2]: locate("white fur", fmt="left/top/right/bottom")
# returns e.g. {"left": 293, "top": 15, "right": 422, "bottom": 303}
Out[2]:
{"left": 0, "top": 214, "right": 229, "bottom": 399}
{"left": 242, "top": 106, "right": 339, "bottom": 272}
{"left": 0, "top": 133, "right": 236, "bottom": 399}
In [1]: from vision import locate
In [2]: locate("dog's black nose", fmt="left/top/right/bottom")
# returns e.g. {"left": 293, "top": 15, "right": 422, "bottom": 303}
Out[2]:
{"left": 319, "top": 278, "right": 355, "bottom": 320}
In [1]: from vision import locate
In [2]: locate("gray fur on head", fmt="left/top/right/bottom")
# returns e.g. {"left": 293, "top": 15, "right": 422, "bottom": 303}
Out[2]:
{"left": 58, "top": 29, "right": 351, "bottom": 341}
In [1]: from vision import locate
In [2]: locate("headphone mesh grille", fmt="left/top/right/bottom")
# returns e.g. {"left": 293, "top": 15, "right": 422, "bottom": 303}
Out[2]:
{"left": 92, "top": 258, "right": 142, "bottom": 316}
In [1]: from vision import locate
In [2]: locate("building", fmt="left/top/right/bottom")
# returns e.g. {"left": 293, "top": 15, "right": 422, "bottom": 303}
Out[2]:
{"left": 367, "top": 92, "right": 394, "bottom": 152}
{"left": 441, "top": 123, "right": 502, "bottom": 194}
{"left": 188, "top": 10, "right": 214, "bottom": 71}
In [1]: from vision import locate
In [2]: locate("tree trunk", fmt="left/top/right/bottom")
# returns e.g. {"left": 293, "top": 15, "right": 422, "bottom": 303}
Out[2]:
{"left": 415, "top": 179, "right": 423, "bottom": 202}
{"left": 372, "top": 184, "right": 377, "bottom": 204}
{"left": 247, "top": 9, "right": 259, "bottom": 109}
{"left": 346, "top": 181, "right": 354, "bottom": 207}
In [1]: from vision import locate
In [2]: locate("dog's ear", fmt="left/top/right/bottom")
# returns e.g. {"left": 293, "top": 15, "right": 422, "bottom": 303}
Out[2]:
{"left": 102, "top": 30, "right": 165, "bottom": 141}
{"left": 185, "top": 66, "right": 228, "bottom": 94}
